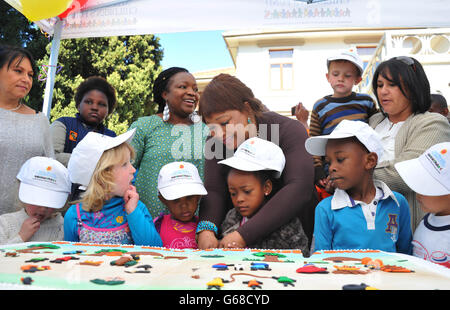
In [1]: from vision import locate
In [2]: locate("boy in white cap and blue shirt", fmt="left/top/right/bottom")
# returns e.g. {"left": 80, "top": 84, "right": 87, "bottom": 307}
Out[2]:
{"left": 0, "top": 157, "right": 71, "bottom": 244}
{"left": 395, "top": 142, "right": 450, "bottom": 268}
{"left": 218, "top": 137, "right": 310, "bottom": 253}
{"left": 305, "top": 120, "right": 412, "bottom": 254}
{"left": 155, "top": 161, "right": 207, "bottom": 249}
{"left": 309, "top": 50, "right": 378, "bottom": 194}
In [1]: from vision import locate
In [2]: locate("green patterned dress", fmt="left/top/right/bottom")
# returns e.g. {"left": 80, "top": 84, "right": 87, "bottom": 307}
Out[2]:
{"left": 129, "top": 115, "right": 208, "bottom": 218}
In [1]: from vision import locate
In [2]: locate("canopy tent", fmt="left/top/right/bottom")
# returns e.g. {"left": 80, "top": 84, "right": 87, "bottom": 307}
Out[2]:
{"left": 4, "top": 0, "right": 450, "bottom": 117}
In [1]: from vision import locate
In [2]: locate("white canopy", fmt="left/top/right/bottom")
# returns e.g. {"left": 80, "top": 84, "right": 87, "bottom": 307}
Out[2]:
{"left": 4, "top": 0, "right": 450, "bottom": 116}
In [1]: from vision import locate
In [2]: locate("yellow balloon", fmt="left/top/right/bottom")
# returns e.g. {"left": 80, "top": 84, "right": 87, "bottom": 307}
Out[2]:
{"left": 20, "top": 0, "right": 73, "bottom": 21}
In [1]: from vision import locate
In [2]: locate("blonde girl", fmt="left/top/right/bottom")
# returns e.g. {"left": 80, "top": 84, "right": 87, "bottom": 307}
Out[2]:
{"left": 63, "top": 129, "right": 162, "bottom": 246}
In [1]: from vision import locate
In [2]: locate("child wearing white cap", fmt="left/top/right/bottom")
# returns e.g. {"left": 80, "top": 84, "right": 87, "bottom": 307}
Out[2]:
{"left": 155, "top": 161, "right": 207, "bottom": 249}
{"left": 395, "top": 142, "right": 450, "bottom": 268}
{"left": 0, "top": 157, "right": 71, "bottom": 244}
{"left": 218, "top": 137, "right": 309, "bottom": 253}
{"left": 63, "top": 129, "right": 162, "bottom": 246}
{"left": 305, "top": 120, "right": 412, "bottom": 254}
{"left": 309, "top": 49, "right": 377, "bottom": 193}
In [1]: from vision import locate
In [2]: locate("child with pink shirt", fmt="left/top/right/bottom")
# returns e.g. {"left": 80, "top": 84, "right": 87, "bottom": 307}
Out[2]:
{"left": 155, "top": 162, "right": 207, "bottom": 249}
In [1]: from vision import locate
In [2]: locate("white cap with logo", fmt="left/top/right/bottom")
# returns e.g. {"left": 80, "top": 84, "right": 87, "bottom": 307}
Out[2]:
{"left": 327, "top": 49, "right": 364, "bottom": 76}
{"left": 158, "top": 162, "right": 207, "bottom": 200}
{"left": 17, "top": 156, "right": 71, "bottom": 209}
{"left": 68, "top": 128, "right": 136, "bottom": 188}
{"left": 218, "top": 137, "right": 286, "bottom": 178}
{"left": 305, "top": 120, "right": 384, "bottom": 160}
{"left": 395, "top": 142, "right": 450, "bottom": 196}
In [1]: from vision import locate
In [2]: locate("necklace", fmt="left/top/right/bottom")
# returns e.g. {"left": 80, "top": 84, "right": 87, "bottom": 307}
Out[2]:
{"left": 5, "top": 102, "right": 22, "bottom": 111}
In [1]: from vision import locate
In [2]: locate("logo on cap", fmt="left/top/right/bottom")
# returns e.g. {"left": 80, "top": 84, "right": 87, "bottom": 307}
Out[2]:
{"left": 426, "top": 150, "right": 447, "bottom": 173}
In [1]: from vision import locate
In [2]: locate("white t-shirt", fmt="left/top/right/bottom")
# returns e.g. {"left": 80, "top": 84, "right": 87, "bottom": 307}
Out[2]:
{"left": 374, "top": 117, "right": 404, "bottom": 163}
{"left": 412, "top": 213, "right": 450, "bottom": 268}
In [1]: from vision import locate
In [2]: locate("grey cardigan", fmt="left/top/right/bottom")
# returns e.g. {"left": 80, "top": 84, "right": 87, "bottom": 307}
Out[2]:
{"left": 0, "top": 109, "right": 54, "bottom": 216}
{"left": 369, "top": 111, "right": 450, "bottom": 230}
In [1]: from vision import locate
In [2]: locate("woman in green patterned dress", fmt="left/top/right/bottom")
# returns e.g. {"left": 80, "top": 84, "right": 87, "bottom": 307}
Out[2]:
{"left": 128, "top": 67, "right": 208, "bottom": 218}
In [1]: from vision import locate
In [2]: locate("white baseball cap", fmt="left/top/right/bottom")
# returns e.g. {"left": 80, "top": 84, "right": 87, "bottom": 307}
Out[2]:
{"left": 218, "top": 137, "right": 286, "bottom": 178}
{"left": 327, "top": 50, "right": 364, "bottom": 76}
{"left": 305, "top": 120, "right": 384, "bottom": 160}
{"left": 68, "top": 128, "right": 136, "bottom": 187}
{"left": 158, "top": 162, "right": 207, "bottom": 200}
{"left": 395, "top": 142, "right": 450, "bottom": 196}
{"left": 16, "top": 157, "right": 71, "bottom": 209}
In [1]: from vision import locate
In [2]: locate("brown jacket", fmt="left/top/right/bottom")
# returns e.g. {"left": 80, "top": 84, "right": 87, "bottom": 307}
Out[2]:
{"left": 199, "top": 111, "right": 318, "bottom": 247}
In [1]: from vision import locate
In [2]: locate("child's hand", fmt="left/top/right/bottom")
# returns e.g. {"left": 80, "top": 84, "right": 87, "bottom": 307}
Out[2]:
{"left": 123, "top": 185, "right": 139, "bottom": 214}
{"left": 319, "top": 176, "right": 336, "bottom": 194}
{"left": 219, "top": 231, "right": 246, "bottom": 248}
{"left": 19, "top": 217, "right": 41, "bottom": 242}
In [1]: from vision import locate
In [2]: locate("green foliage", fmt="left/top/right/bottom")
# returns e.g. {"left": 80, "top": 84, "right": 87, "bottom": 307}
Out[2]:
{"left": 42, "top": 35, "right": 163, "bottom": 134}
{"left": 1, "top": 2, "right": 164, "bottom": 135}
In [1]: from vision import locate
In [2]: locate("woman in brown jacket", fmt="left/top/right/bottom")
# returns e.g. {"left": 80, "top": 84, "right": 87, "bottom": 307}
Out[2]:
{"left": 196, "top": 74, "right": 317, "bottom": 251}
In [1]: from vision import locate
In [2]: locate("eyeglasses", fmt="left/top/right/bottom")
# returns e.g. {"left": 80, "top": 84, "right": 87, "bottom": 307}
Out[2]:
{"left": 395, "top": 56, "right": 416, "bottom": 72}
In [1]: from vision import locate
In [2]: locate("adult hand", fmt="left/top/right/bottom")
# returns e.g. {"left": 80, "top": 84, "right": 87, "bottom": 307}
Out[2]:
{"left": 197, "top": 230, "right": 219, "bottom": 249}
{"left": 19, "top": 217, "right": 40, "bottom": 242}
{"left": 123, "top": 185, "right": 139, "bottom": 214}
{"left": 218, "top": 231, "right": 246, "bottom": 248}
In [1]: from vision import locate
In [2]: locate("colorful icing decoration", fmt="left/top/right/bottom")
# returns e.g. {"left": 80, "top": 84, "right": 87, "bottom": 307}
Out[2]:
{"left": 380, "top": 265, "right": 414, "bottom": 273}
{"left": 342, "top": 283, "right": 378, "bottom": 290}
{"left": 79, "top": 261, "right": 103, "bottom": 266}
{"left": 296, "top": 264, "right": 329, "bottom": 274}
{"left": 333, "top": 265, "right": 370, "bottom": 274}
{"left": 49, "top": 256, "right": 80, "bottom": 264}
{"left": 90, "top": 277, "right": 125, "bottom": 285}
{"left": 243, "top": 279, "right": 263, "bottom": 289}
{"left": 272, "top": 276, "right": 296, "bottom": 287}
{"left": 212, "top": 263, "right": 229, "bottom": 270}
{"left": 361, "top": 257, "right": 384, "bottom": 269}
{"left": 21, "top": 277, "right": 33, "bottom": 285}
{"left": 25, "top": 257, "right": 48, "bottom": 263}
{"left": 206, "top": 277, "right": 229, "bottom": 290}
{"left": 21, "top": 265, "right": 51, "bottom": 273}
{"left": 250, "top": 262, "right": 271, "bottom": 271}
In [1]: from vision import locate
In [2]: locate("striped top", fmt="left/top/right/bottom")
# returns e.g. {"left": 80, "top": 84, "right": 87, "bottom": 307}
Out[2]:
{"left": 309, "top": 92, "right": 377, "bottom": 137}
{"left": 309, "top": 92, "right": 377, "bottom": 172}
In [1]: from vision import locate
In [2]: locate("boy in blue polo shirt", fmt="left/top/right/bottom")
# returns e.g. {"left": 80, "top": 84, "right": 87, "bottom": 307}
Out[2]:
{"left": 305, "top": 120, "right": 412, "bottom": 254}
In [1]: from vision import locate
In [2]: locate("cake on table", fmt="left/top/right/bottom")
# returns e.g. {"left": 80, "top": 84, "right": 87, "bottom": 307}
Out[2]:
{"left": 0, "top": 241, "right": 449, "bottom": 290}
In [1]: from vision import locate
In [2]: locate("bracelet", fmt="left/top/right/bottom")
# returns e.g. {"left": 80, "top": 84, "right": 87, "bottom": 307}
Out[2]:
{"left": 196, "top": 220, "right": 218, "bottom": 236}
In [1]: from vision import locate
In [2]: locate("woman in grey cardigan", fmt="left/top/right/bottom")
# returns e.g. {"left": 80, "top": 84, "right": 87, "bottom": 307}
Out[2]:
{"left": 0, "top": 45, "right": 54, "bottom": 216}
{"left": 369, "top": 56, "right": 450, "bottom": 231}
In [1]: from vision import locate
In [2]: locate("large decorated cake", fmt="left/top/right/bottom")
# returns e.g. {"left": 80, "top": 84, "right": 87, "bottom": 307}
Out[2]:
{"left": 0, "top": 241, "right": 449, "bottom": 290}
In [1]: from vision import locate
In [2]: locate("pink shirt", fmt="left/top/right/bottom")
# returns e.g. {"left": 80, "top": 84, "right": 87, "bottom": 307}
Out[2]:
{"left": 157, "top": 214, "right": 198, "bottom": 249}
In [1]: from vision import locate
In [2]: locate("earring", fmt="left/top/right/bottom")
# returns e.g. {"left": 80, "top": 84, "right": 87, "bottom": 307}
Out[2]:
{"left": 189, "top": 110, "right": 201, "bottom": 123}
{"left": 163, "top": 102, "right": 170, "bottom": 122}
{"left": 247, "top": 117, "right": 251, "bottom": 124}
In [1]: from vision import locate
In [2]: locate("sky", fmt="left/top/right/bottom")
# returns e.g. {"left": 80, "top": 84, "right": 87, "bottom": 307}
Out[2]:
{"left": 156, "top": 30, "right": 234, "bottom": 73}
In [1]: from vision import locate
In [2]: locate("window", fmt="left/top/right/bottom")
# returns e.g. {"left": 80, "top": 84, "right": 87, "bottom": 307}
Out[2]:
{"left": 356, "top": 46, "right": 377, "bottom": 71}
{"left": 269, "top": 49, "right": 294, "bottom": 90}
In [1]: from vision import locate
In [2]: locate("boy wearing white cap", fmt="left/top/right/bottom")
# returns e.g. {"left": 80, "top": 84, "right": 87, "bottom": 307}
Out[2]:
{"left": 395, "top": 142, "right": 450, "bottom": 268}
{"left": 218, "top": 137, "right": 309, "bottom": 253}
{"left": 309, "top": 50, "right": 377, "bottom": 191}
{"left": 305, "top": 120, "right": 412, "bottom": 254}
{"left": 64, "top": 129, "right": 162, "bottom": 246}
{"left": 155, "top": 161, "right": 207, "bottom": 249}
{"left": 0, "top": 157, "right": 71, "bottom": 244}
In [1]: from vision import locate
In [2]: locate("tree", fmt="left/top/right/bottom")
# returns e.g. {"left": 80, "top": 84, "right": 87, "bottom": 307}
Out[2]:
{"left": 1, "top": 2, "right": 164, "bottom": 134}
{"left": 42, "top": 35, "right": 163, "bottom": 134}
